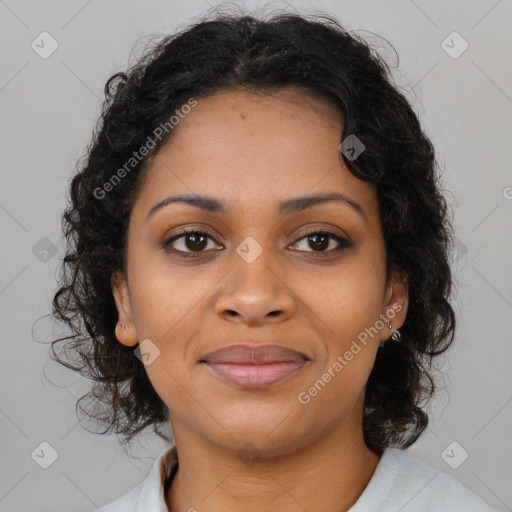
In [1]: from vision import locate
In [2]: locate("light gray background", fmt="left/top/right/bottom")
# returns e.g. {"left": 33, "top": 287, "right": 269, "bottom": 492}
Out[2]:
{"left": 0, "top": 0, "right": 511, "bottom": 511}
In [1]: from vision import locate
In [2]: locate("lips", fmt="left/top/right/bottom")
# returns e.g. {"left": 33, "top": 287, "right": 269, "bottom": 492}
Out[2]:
{"left": 202, "top": 344, "right": 309, "bottom": 388}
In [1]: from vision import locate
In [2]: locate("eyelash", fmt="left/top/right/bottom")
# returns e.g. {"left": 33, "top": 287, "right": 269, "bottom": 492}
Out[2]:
{"left": 161, "top": 227, "right": 352, "bottom": 258}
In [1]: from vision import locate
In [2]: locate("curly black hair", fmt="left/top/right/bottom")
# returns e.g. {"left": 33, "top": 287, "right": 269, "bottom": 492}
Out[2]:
{"left": 49, "top": 6, "right": 456, "bottom": 453}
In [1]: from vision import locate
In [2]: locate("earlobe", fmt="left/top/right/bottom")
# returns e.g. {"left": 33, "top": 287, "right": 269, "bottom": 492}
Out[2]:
{"left": 114, "top": 322, "right": 138, "bottom": 347}
{"left": 111, "top": 271, "right": 139, "bottom": 347}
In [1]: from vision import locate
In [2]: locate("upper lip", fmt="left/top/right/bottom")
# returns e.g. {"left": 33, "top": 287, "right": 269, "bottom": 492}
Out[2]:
{"left": 202, "top": 344, "right": 309, "bottom": 364}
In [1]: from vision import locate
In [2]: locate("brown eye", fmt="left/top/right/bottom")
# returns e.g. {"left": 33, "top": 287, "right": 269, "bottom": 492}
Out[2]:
{"left": 162, "top": 228, "right": 351, "bottom": 258}
{"left": 290, "top": 231, "right": 352, "bottom": 253}
{"left": 162, "top": 230, "right": 221, "bottom": 256}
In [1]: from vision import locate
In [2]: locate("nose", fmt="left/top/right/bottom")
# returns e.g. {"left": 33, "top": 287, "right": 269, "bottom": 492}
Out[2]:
{"left": 214, "top": 243, "right": 297, "bottom": 326}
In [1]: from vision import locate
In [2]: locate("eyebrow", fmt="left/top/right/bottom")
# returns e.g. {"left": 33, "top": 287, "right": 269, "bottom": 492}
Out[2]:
{"left": 146, "top": 192, "right": 367, "bottom": 222}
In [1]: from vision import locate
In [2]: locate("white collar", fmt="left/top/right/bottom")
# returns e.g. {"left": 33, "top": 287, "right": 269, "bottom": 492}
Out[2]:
{"left": 114, "top": 444, "right": 494, "bottom": 512}
{"left": 133, "top": 444, "right": 178, "bottom": 512}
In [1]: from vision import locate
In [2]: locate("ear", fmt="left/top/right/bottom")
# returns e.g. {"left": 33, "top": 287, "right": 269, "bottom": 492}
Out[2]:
{"left": 382, "top": 270, "right": 409, "bottom": 337}
{"left": 111, "top": 271, "right": 139, "bottom": 347}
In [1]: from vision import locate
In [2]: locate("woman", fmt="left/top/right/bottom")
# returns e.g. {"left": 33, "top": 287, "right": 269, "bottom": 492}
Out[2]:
{"left": 50, "top": 9, "right": 497, "bottom": 512}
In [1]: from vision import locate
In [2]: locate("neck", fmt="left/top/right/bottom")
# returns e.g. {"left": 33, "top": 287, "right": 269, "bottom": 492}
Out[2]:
{"left": 165, "top": 418, "right": 381, "bottom": 512}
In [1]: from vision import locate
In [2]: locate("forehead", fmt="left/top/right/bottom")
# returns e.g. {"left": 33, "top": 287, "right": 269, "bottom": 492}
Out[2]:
{"left": 133, "top": 88, "right": 379, "bottom": 224}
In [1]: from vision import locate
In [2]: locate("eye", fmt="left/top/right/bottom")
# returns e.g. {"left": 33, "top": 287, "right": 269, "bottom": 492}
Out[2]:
{"left": 162, "top": 228, "right": 352, "bottom": 258}
{"left": 289, "top": 230, "right": 352, "bottom": 254}
{"left": 162, "top": 229, "right": 222, "bottom": 257}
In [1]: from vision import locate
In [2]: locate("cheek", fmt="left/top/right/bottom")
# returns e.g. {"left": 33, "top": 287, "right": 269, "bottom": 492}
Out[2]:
{"left": 125, "top": 264, "right": 207, "bottom": 403}
{"left": 127, "top": 246, "right": 209, "bottom": 337}
{"left": 299, "top": 255, "right": 385, "bottom": 397}
{"left": 303, "top": 258, "right": 386, "bottom": 340}
{"left": 297, "top": 270, "right": 383, "bottom": 413}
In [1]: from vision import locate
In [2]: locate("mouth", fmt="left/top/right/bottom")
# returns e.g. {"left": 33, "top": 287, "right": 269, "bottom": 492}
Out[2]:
{"left": 201, "top": 344, "right": 309, "bottom": 388}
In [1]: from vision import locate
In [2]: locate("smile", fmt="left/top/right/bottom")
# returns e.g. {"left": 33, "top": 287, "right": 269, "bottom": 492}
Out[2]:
{"left": 202, "top": 344, "right": 309, "bottom": 388}
{"left": 204, "top": 360, "right": 308, "bottom": 388}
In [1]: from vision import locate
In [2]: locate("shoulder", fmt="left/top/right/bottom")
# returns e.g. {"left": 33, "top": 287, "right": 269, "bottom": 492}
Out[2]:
{"left": 374, "top": 447, "right": 498, "bottom": 512}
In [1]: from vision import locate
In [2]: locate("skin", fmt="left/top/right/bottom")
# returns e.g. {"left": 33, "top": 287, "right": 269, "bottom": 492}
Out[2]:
{"left": 111, "top": 87, "right": 409, "bottom": 512}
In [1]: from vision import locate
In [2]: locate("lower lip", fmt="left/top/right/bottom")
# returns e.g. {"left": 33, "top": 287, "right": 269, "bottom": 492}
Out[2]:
{"left": 204, "top": 361, "right": 307, "bottom": 388}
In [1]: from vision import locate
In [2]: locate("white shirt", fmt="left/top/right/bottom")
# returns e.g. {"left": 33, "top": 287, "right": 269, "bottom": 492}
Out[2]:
{"left": 97, "top": 444, "right": 498, "bottom": 511}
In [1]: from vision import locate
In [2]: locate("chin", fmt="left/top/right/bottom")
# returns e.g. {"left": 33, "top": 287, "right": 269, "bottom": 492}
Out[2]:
{"left": 203, "top": 408, "right": 311, "bottom": 457}
{"left": 220, "top": 432, "right": 307, "bottom": 460}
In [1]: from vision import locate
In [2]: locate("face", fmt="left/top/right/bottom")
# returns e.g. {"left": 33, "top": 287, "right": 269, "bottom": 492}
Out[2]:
{"left": 112, "top": 87, "right": 408, "bottom": 457}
